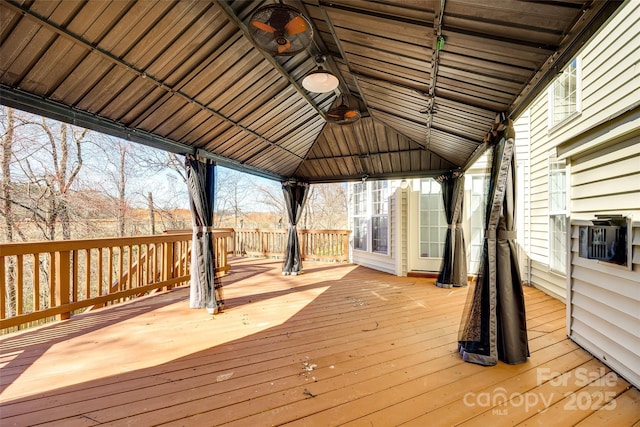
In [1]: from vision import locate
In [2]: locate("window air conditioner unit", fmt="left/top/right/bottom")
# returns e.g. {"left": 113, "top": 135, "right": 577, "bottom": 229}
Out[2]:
{"left": 578, "top": 215, "right": 629, "bottom": 267}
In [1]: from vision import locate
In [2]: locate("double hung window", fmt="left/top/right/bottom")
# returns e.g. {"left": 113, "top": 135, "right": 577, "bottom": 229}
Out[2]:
{"left": 351, "top": 181, "right": 389, "bottom": 254}
{"left": 549, "top": 158, "right": 567, "bottom": 274}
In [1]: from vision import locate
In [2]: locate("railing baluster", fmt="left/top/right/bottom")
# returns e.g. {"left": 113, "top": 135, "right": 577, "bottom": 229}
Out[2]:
{"left": 48, "top": 252, "right": 55, "bottom": 310}
{"left": 0, "top": 256, "right": 5, "bottom": 319}
{"left": 117, "top": 246, "right": 124, "bottom": 295}
{"left": 33, "top": 254, "right": 40, "bottom": 311}
{"left": 16, "top": 255, "right": 23, "bottom": 315}
{"left": 72, "top": 250, "right": 78, "bottom": 303}
{"left": 136, "top": 245, "right": 142, "bottom": 289}
{"left": 97, "top": 248, "right": 103, "bottom": 297}
{"left": 85, "top": 249, "right": 91, "bottom": 300}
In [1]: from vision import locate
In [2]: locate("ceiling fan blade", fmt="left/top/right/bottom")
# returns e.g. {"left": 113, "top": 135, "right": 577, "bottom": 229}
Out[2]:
{"left": 278, "top": 41, "right": 292, "bottom": 54}
{"left": 285, "top": 15, "right": 308, "bottom": 35}
{"left": 251, "top": 20, "right": 276, "bottom": 33}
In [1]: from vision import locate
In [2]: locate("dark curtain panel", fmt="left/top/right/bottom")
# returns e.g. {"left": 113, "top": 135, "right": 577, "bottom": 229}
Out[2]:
{"left": 185, "top": 156, "right": 223, "bottom": 314}
{"left": 458, "top": 116, "right": 529, "bottom": 366}
{"left": 282, "top": 181, "right": 309, "bottom": 275}
{"left": 436, "top": 172, "right": 468, "bottom": 288}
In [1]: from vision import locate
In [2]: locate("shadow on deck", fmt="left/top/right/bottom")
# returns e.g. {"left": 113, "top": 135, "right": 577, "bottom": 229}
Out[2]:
{"left": 0, "top": 258, "right": 638, "bottom": 426}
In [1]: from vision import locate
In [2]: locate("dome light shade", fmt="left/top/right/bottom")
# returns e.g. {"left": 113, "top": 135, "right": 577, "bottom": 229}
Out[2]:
{"left": 302, "top": 70, "right": 339, "bottom": 93}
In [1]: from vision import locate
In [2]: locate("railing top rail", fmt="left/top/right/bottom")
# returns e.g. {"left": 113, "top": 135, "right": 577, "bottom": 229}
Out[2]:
{"left": 0, "top": 229, "right": 238, "bottom": 257}
{"left": 297, "top": 229, "right": 352, "bottom": 234}
{"left": 164, "top": 228, "right": 234, "bottom": 234}
{"left": 0, "top": 233, "right": 192, "bottom": 257}
{"left": 234, "top": 228, "right": 351, "bottom": 233}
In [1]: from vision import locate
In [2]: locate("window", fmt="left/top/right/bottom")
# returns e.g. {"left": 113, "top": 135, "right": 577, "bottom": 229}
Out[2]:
{"left": 549, "top": 158, "right": 567, "bottom": 274}
{"left": 419, "top": 179, "right": 447, "bottom": 258}
{"left": 352, "top": 182, "right": 368, "bottom": 251}
{"left": 548, "top": 58, "right": 580, "bottom": 127}
{"left": 469, "top": 175, "right": 488, "bottom": 272}
{"left": 371, "top": 181, "right": 389, "bottom": 253}
{"left": 351, "top": 181, "right": 389, "bottom": 254}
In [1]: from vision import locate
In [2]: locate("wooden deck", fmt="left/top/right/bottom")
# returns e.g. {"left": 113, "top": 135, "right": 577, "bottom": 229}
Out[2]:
{"left": 1, "top": 258, "right": 638, "bottom": 426}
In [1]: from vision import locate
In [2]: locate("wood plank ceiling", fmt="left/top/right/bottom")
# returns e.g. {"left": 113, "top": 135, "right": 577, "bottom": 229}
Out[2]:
{"left": 0, "top": 0, "right": 622, "bottom": 183}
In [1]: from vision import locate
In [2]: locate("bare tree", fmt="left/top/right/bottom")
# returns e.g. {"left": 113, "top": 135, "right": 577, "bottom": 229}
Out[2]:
{"left": 5, "top": 111, "right": 87, "bottom": 240}
{"left": 147, "top": 191, "right": 156, "bottom": 235}
{"left": 1, "top": 107, "right": 26, "bottom": 242}
{"left": 308, "top": 183, "right": 348, "bottom": 229}
{"left": 256, "top": 182, "right": 348, "bottom": 230}
{"left": 87, "top": 136, "right": 150, "bottom": 237}
{"left": 143, "top": 151, "right": 187, "bottom": 183}
{"left": 215, "top": 168, "right": 254, "bottom": 228}
{"left": 1, "top": 107, "right": 19, "bottom": 315}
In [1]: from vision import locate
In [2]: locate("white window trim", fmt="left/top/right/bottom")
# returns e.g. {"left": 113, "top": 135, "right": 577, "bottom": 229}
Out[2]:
{"left": 371, "top": 181, "right": 390, "bottom": 255}
{"left": 351, "top": 181, "right": 391, "bottom": 256}
{"left": 548, "top": 156, "right": 569, "bottom": 275}
{"left": 547, "top": 57, "right": 582, "bottom": 131}
{"left": 352, "top": 182, "right": 369, "bottom": 252}
{"left": 418, "top": 178, "right": 447, "bottom": 260}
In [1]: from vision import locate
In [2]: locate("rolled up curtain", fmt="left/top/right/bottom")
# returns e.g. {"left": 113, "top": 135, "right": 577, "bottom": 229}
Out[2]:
{"left": 281, "top": 181, "right": 309, "bottom": 275}
{"left": 458, "top": 115, "right": 529, "bottom": 366}
{"left": 436, "top": 172, "right": 468, "bottom": 288}
{"left": 185, "top": 156, "right": 223, "bottom": 313}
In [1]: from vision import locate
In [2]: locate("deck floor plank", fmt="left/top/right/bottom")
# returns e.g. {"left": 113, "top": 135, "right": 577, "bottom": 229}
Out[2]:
{"left": 0, "top": 258, "right": 637, "bottom": 426}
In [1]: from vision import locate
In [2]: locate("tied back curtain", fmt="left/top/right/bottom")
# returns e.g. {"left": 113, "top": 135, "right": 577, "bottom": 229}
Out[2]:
{"left": 458, "top": 117, "right": 529, "bottom": 366}
{"left": 436, "top": 172, "right": 468, "bottom": 288}
{"left": 186, "top": 156, "right": 223, "bottom": 314}
{"left": 282, "top": 181, "right": 309, "bottom": 275}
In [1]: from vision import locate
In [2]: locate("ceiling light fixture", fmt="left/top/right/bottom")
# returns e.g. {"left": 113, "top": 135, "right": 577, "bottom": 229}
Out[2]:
{"left": 302, "top": 54, "right": 339, "bottom": 93}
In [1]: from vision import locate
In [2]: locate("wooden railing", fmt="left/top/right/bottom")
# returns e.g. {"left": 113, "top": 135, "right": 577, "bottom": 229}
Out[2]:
{"left": 233, "top": 228, "right": 351, "bottom": 262}
{"left": 0, "top": 231, "right": 231, "bottom": 332}
{"left": 0, "top": 228, "right": 345, "bottom": 332}
{"left": 163, "top": 228, "right": 233, "bottom": 276}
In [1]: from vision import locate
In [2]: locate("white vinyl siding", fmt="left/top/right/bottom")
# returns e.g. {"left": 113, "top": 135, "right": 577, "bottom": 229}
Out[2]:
{"left": 524, "top": 90, "right": 568, "bottom": 301}
{"left": 519, "top": 1, "right": 640, "bottom": 302}
{"left": 514, "top": 111, "right": 532, "bottom": 285}
{"left": 568, "top": 220, "right": 640, "bottom": 390}
{"left": 558, "top": 1, "right": 640, "bottom": 390}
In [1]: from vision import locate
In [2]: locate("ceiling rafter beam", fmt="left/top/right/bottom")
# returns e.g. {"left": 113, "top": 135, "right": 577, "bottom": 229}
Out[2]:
{"left": 308, "top": 148, "right": 429, "bottom": 160}
{"left": 302, "top": 169, "right": 453, "bottom": 184}
{"left": 2, "top": 0, "right": 305, "bottom": 161}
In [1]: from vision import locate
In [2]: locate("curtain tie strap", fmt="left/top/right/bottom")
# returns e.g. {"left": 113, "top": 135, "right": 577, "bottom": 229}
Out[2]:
{"left": 485, "top": 230, "right": 517, "bottom": 240}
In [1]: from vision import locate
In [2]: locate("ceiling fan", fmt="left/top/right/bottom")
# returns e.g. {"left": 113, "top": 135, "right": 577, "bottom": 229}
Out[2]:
{"left": 327, "top": 97, "right": 361, "bottom": 125}
{"left": 249, "top": 3, "right": 313, "bottom": 56}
